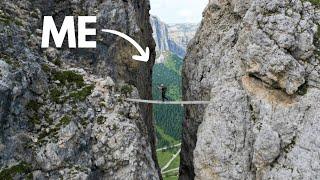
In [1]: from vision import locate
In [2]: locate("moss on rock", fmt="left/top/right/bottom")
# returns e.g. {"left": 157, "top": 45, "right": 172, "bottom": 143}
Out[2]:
{"left": 304, "top": 0, "right": 320, "bottom": 7}
{"left": 26, "top": 100, "right": 42, "bottom": 112}
{"left": 0, "top": 162, "right": 32, "bottom": 180}
{"left": 97, "top": 116, "right": 105, "bottom": 125}
{"left": 120, "top": 85, "right": 133, "bottom": 95}
{"left": 0, "top": 13, "right": 23, "bottom": 26}
{"left": 70, "top": 85, "right": 94, "bottom": 101}
{"left": 28, "top": 115, "right": 41, "bottom": 125}
{"left": 0, "top": 53, "right": 21, "bottom": 69}
{"left": 26, "top": 100, "right": 43, "bottom": 125}
{"left": 59, "top": 116, "right": 72, "bottom": 127}
{"left": 37, "top": 115, "right": 72, "bottom": 146}
{"left": 50, "top": 88, "right": 63, "bottom": 104}
{"left": 53, "top": 59, "right": 62, "bottom": 67}
{"left": 41, "top": 64, "right": 51, "bottom": 73}
{"left": 52, "top": 70, "right": 84, "bottom": 88}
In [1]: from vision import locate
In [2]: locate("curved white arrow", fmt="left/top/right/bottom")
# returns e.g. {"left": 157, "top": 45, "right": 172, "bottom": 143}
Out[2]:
{"left": 101, "top": 29, "right": 150, "bottom": 62}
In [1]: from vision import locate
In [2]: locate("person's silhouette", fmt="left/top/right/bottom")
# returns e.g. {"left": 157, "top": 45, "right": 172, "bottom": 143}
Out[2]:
{"left": 158, "top": 84, "right": 169, "bottom": 102}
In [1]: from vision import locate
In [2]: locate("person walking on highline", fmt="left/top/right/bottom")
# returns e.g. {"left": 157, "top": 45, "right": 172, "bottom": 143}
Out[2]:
{"left": 158, "top": 84, "right": 169, "bottom": 102}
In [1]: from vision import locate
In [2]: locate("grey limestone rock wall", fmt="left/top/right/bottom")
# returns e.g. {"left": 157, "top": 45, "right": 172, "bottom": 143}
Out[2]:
{"left": 0, "top": 0, "right": 160, "bottom": 179}
{"left": 181, "top": 0, "right": 320, "bottom": 179}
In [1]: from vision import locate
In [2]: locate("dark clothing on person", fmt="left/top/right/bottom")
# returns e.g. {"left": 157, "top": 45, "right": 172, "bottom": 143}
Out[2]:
{"left": 158, "top": 85, "right": 169, "bottom": 102}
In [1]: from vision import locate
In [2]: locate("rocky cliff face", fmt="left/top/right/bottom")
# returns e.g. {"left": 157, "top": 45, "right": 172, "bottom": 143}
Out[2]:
{"left": 0, "top": 0, "right": 160, "bottom": 179}
{"left": 181, "top": 0, "right": 320, "bottom": 179}
{"left": 167, "top": 23, "right": 199, "bottom": 57}
{"left": 150, "top": 16, "right": 171, "bottom": 55}
{"left": 150, "top": 16, "right": 198, "bottom": 58}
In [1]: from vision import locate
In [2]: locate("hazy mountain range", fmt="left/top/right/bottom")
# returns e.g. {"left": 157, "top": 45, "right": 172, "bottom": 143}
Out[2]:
{"left": 150, "top": 16, "right": 198, "bottom": 59}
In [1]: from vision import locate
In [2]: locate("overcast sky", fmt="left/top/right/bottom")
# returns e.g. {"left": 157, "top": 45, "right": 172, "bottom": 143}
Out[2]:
{"left": 150, "top": 0, "right": 208, "bottom": 24}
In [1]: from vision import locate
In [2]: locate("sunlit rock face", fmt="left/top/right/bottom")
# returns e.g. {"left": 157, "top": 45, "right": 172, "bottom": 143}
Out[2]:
{"left": 181, "top": 0, "right": 320, "bottom": 179}
{"left": 0, "top": 0, "right": 160, "bottom": 179}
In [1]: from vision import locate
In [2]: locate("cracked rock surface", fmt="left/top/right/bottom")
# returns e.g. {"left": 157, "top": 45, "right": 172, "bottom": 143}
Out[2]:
{"left": 0, "top": 0, "right": 159, "bottom": 179}
{"left": 181, "top": 0, "right": 320, "bottom": 179}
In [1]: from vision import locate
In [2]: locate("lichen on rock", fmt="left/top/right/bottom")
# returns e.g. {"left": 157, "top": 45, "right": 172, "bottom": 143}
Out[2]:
{"left": 0, "top": 0, "right": 159, "bottom": 179}
{"left": 181, "top": 0, "right": 320, "bottom": 179}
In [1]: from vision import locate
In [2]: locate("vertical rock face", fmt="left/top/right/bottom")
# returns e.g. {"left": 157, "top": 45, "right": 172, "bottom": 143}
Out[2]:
{"left": 181, "top": 0, "right": 320, "bottom": 179}
{"left": 150, "top": 16, "right": 171, "bottom": 53}
{"left": 150, "top": 16, "right": 198, "bottom": 58}
{"left": 167, "top": 23, "right": 199, "bottom": 56}
{"left": 0, "top": 0, "right": 160, "bottom": 179}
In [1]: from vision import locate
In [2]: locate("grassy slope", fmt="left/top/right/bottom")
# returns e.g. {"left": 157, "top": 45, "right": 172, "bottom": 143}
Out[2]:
{"left": 157, "top": 146, "right": 180, "bottom": 168}
{"left": 163, "top": 172, "right": 179, "bottom": 180}
{"left": 158, "top": 150, "right": 175, "bottom": 168}
{"left": 157, "top": 145, "right": 181, "bottom": 180}
{"left": 156, "top": 127, "right": 179, "bottom": 147}
{"left": 153, "top": 52, "right": 183, "bottom": 180}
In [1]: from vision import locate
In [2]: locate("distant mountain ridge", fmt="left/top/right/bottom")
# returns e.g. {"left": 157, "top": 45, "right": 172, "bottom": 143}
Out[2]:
{"left": 167, "top": 23, "right": 199, "bottom": 55}
{"left": 150, "top": 16, "right": 198, "bottom": 59}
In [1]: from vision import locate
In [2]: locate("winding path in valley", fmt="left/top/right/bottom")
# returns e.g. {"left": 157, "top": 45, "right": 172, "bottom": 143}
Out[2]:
{"left": 162, "top": 168, "right": 179, "bottom": 174}
{"left": 156, "top": 143, "right": 181, "bottom": 152}
{"left": 161, "top": 148, "right": 181, "bottom": 172}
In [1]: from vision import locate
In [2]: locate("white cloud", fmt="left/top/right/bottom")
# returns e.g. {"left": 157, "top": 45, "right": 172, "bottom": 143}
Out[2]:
{"left": 150, "top": 0, "right": 208, "bottom": 24}
{"left": 177, "top": 9, "right": 196, "bottom": 23}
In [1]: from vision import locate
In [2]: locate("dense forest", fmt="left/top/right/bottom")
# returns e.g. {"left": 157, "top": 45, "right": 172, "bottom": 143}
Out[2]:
{"left": 152, "top": 52, "right": 184, "bottom": 148}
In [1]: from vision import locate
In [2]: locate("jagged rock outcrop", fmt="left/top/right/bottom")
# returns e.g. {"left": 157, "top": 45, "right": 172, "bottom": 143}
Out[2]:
{"left": 0, "top": 0, "right": 160, "bottom": 179}
{"left": 181, "top": 0, "right": 320, "bottom": 179}
{"left": 150, "top": 16, "right": 198, "bottom": 58}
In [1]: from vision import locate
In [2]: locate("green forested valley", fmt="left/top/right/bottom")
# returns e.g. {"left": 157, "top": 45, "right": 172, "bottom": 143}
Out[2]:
{"left": 153, "top": 52, "right": 184, "bottom": 180}
{"left": 152, "top": 52, "right": 184, "bottom": 147}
